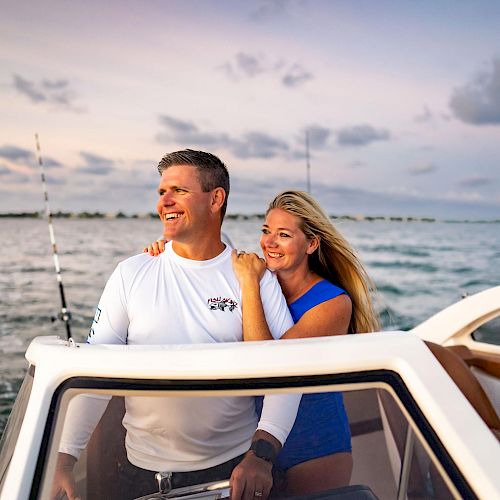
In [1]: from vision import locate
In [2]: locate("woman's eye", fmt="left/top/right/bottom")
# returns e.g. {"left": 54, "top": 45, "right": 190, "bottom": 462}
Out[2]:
{"left": 279, "top": 232, "right": 290, "bottom": 238}
{"left": 261, "top": 228, "right": 270, "bottom": 234}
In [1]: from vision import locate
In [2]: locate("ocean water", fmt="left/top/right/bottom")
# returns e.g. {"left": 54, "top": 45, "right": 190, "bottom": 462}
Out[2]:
{"left": 1, "top": 217, "right": 499, "bottom": 433}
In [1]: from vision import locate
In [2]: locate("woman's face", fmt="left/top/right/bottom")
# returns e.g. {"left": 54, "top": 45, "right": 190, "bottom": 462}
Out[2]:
{"left": 260, "top": 208, "right": 317, "bottom": 273}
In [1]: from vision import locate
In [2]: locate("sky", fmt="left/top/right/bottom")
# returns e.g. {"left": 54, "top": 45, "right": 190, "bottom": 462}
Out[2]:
{"left": 1, "top": 0, "right": 499, "bottom": 219}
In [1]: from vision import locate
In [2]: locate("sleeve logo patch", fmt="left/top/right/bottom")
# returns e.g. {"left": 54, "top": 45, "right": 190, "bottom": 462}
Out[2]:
{"left": 207, "top": 297, "right": 238, "bottom": 312}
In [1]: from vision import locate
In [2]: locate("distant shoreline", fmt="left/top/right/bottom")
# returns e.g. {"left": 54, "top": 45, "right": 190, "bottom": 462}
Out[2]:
{"left": 1, "top": 211, "right": 499, "bottom": 223}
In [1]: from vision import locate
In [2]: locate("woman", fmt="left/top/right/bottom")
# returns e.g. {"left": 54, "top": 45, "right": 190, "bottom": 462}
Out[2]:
{"left": 146, "top": 190, "right": 380, "bottom": 495}
{"left": 230, "top": 190, "right": 379, "bottom": 495}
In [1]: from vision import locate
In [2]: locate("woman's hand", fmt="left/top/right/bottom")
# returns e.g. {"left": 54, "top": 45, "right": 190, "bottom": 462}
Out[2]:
{"left": 143, "top": 239, "right": 166, "bottom": 256}
{"left": 231, "top": 250, "right": 266, "bottom": 287}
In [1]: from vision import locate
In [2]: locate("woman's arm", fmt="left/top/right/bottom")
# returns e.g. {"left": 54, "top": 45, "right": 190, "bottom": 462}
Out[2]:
{"left": 231, "top": 251, "right": 352, "bottom": 340}
{"left": 280, "top": 294, "right": 352, "bottom": 339}
{"left": 231, "top": 250, "right": 274, "bottom": 341}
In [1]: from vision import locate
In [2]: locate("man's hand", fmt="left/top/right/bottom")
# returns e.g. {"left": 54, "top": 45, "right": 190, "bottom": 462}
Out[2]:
{"left": 51, "top": 452, "right": 80, "bottom": 500}
{"left": 230, "top": 452, "right": 273, "bottom": 500}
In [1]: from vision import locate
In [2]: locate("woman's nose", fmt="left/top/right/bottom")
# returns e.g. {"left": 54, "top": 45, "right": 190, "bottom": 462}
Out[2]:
{"left": 264, "top": 233, "right": 277, "bottom": 247}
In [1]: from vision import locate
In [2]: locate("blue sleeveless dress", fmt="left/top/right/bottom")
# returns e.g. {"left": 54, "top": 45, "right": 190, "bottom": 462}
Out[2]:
{"left": 257, "top": 280, "right": 352, "bottom": 470}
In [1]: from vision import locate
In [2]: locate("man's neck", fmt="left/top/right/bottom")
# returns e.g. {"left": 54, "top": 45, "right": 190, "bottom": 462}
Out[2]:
{"left": 172, "top": 238, "right": 226, "bottom": 261}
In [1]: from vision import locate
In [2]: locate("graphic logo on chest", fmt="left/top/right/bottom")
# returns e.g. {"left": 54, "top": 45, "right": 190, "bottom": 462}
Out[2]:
{"left": 207, "top": 297, "right": 238, "bottom": 312}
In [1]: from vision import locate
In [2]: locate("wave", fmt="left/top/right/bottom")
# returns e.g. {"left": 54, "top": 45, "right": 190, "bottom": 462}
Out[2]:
{"left": 368, "top": 244, "right": 430, "bottom": 257}
{"left": 369, "top": 261, "right": 438, "bottom": 273}
{"left": 461, "top": 279, "right": 500, "bottom": 288}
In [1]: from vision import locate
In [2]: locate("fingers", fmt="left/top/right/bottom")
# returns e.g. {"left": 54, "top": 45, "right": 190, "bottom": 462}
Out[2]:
{"left": 230, "top": 456, "right": 272, "bottom": 500}
{"left": 144, "top": 240, "right": 166, "bottom": 257}
{"left": 230, "top": 469, "right": 244, "bottom": 500}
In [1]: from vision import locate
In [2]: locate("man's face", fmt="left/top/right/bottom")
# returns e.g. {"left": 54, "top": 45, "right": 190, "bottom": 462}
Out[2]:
{"left": 156, "top": 165, "right": 214, "bottom": 242}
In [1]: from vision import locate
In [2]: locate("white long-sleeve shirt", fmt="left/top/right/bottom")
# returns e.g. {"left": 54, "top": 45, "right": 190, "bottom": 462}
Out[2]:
{"left": 60, "top": 242, "right": 299, "bottom": 472}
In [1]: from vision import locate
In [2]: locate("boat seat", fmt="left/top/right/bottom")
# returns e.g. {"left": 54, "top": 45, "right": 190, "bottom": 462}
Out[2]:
{"left": 446, "top": 344, "right": 500, "bottom": 379}
{"left": 424, "top": 341, "right": 500, "bottom": 433}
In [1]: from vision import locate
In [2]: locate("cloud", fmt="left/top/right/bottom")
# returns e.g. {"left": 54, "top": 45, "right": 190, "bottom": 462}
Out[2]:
{"left": 218, "top": 53, "right": 274, "bottom": 81}
{"left": 157, "top": 115, "right": 290, "bottom": 159}
{"left": 457, "top": 176, "right": 496, "bottom": 188}
{"left": 348, "top": 160, "right": 366, "bottom": 168}
{"left": 158, "top": 115, "right": 231, "bottom": 146}
{"left": 0, "top": 145, "right": 33, "bottom": 163}
{"left": 226, "top": 174, "right": 500, "bottom": 219}
{"left": 306, "top": 125, "right": 331, "bottom": 149}
{"left": 234, "top": 53, "right": 268, "bottom": 78}
{"left": 336, "top": 125, "right": 390, "bottom": 147}
{"left": 218, "top": 53, "right": 312, "bottom": 88}
{"left": 249, "top": 0, "right": 305, "bottom": 22}
{"left": 0, "top": 163, "right": 30, "bottom": 184}
{"left": 13, "top": 74, "right": 46, "bottom": 102}
{"left": 76, "top": 151, "right": 115, "bottom": 175}
{"left": 12, "top": 74, "right": 82, "bottom": 111}
{"left": 45, "top": 175, "right": 66, "bottom": 185}
{"left": 408, "top": 162, "right": 437, "bottom": 175}
{"left": 231, "top": 132, "right": 289, "bottom": 159}
{"left": 43, "top": 157, "right": 63, "bottom": 168}
{"left": 414, "top": 106, "right": 434, "bottom": 124}
{"left": 449, "top": 58, "right": 500, "bottom": 125}
{"left": 42, "top": 79, "right": 69, "bottom": 90}
{"left": 282, "top": 64, "right": 313, "bottom": 88}
{"left": 0, "top": 144, "right": 61, "bottom": 167}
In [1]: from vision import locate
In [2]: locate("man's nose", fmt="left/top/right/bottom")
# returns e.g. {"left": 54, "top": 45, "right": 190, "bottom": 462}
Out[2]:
{"left": 160, "top": 191, "right": 174, "bottom": 205}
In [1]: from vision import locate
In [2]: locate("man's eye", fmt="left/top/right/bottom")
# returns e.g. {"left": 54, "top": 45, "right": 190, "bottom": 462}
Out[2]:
{"left": 175, "top": 188, "right": 186, "bottom": 193}
{"left": 261, "top": 228, "right": 270, "bottom": 234}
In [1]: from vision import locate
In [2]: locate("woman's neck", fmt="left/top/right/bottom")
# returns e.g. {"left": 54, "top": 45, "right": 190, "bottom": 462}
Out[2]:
{"left": 278, "top": 267, "right": 320, "bottom": 304}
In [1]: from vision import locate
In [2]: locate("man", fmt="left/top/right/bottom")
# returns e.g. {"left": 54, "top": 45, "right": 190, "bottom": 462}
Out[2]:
{"left": 53, "top": 150, "right": 298, "bottom": 500}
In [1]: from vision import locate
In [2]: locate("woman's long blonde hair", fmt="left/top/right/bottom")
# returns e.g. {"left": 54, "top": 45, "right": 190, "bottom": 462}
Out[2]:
{"left": 267, "top": 190, "right": 379, "bottom": 334}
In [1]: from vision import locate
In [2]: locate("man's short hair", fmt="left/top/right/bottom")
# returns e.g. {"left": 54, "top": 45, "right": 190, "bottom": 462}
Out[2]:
{"left": 157, "top": 149, "right": 230, "bottom": 221}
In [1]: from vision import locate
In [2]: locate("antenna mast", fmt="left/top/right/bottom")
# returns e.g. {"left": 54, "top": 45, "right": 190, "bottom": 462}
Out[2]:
{"left": 35, "top": 134, "right": 73, "bottom": 342}
{"left": 305, "top": 130, "right": 311, "bottom": 194}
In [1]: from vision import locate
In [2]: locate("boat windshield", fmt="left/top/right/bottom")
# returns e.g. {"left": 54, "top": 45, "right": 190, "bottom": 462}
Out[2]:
{"left": 34, "top": 375, "right": 462, "bottom": 500}
{"left": 472, "top": 315, "right": 500, "bottom": 345}
{"left": 0, "top": 365, "right": 35, "bottom": 489}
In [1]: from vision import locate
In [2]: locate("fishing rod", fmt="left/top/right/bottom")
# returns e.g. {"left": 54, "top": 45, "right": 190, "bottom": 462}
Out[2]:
{"left": 34, "top": 134, "right": 73, "bottom": 342}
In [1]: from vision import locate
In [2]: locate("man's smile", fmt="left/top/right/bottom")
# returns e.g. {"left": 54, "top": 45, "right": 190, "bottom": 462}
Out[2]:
{"left": 162, "top": 212, "right": 183, "bottom": 221}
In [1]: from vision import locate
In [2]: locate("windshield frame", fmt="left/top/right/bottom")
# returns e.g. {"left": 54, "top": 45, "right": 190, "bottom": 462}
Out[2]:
{"left": 0, "top": 365, "right": 35, "bottom": 492}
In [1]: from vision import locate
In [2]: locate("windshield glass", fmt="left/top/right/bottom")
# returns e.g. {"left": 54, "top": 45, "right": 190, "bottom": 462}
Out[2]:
{"left": 36, "top": 379, "right": 459, "bottom": 500}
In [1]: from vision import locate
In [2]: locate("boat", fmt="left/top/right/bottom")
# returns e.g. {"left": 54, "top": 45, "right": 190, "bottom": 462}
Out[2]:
{"left": 0, "top": 286, "right": 499, "bottom": 499}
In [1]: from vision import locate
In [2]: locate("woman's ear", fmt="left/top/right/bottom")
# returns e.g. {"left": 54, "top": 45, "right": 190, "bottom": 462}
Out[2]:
{"left": 306, "top": 236, "right": 320, "bottom": 255}
{"left": 210, "top": 187, "right": 226, "bottom": 214}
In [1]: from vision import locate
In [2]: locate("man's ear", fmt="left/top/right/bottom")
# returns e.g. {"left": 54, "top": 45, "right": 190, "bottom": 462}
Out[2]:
{"left": 306, "top": 236, "right": 320, "bottom": 255}
{"left": 210, "top": 187, "right": 226, "bottom": 214}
